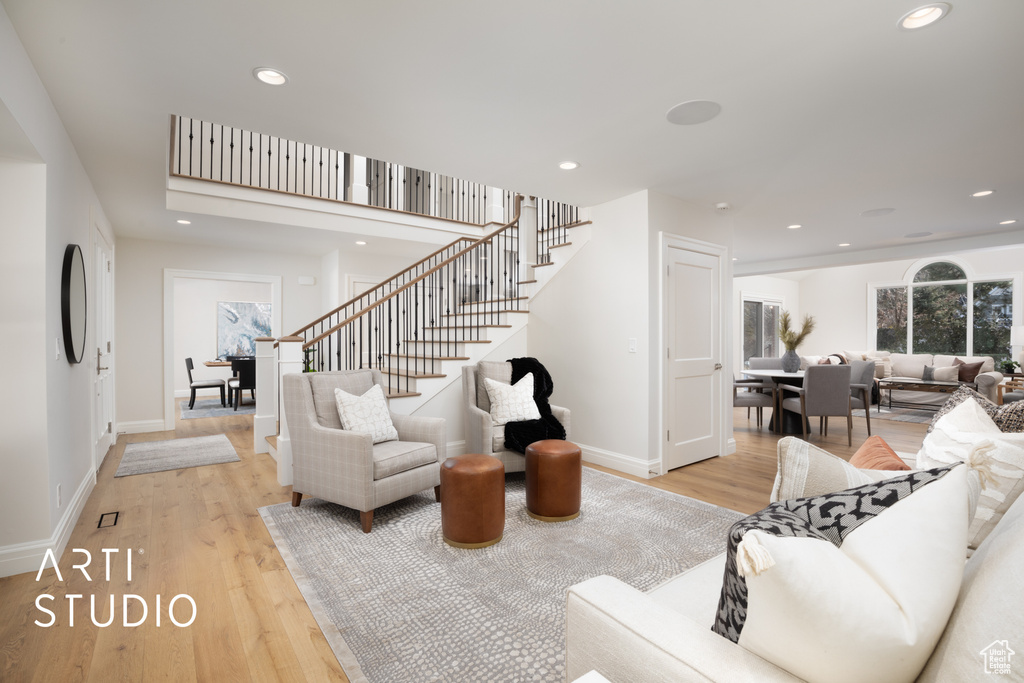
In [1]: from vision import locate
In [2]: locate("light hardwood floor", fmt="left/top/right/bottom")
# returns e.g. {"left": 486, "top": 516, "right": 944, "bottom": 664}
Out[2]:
{"left": 0, "top": 402, "right": 928, "bottom": 682}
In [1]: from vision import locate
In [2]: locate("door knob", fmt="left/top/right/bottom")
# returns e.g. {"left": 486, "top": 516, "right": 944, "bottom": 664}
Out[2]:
{"left": 714, "top": 363, "right": 723, "bottom": 370}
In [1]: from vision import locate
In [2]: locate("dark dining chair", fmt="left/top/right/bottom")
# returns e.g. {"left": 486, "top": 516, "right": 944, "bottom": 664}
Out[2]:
{"left": 849, "top": 359, "right": 876, "bottom": 436}
{"left": 185, "top": 357, "right": 226, "bottom": 409}
{"left": 229, "top": 357, "right": 256, "bottom": 410}
{"left": 780, "top": 364, "right": 853, "bottom": 445}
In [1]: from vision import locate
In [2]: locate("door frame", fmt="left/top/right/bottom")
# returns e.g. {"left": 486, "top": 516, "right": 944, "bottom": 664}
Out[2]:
{"left": 657, "top": 233, "right": 731, "bottom": 474}
{"left": 91, "top": 208, "right": 116, "bottom": 477}
{"left": 162, "top": 269, "right": 283, "bottom": 430}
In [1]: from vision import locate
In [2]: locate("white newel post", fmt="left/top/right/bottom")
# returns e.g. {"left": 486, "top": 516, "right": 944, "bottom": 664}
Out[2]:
{"left": 276, "top": 336, "right": 304, "bottom": 487}
{"left": 520, "top": 195, "right": 538, "bottom": 275}
{"left": 348, "top": 154, "right": 368, "bottom": 205}
{"left": 253, "top": 338, "right": 277, "bottom": 455}
{"left": 486, "top": 186, "right": 505, "bottom": 224}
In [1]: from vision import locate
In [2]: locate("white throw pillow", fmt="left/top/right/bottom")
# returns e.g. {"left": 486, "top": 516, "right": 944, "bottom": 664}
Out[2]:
{"left": 714, "top": 464, "right": 971, "bottom": 683}
{"left": 918, "top": 398, "right": 1024, "bottom": 552}
{"left": 932, "top": 365, "right": 960, "bottom": 382}
{"left": 333, "top": 384, "right": 398, "bottom": 444}
{"left": 484, "top": 374, "right": 540, "bottom": 426}
{"left": 770, "top": 437, "right": 900, "bottom": 502}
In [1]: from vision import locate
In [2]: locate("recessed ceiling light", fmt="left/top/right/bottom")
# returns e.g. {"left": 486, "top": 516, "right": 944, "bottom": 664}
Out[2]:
{"left": 1000, "top": 219, "right": 1018, "bottom": 225}
{"left": 972, "top": 190, "right": 994, "bottom": 197}
{"left": 787, "top": 224, "right": 802, "bottom": 230}
{"left": 558, "top": 161, "right": 579, "bottom": 170}
{"left": 905, "top": 231, "right": 933, "bottom": 238}
{"left": 355, "top": 240, "right": 367, "bottom": 246}
{"left": 253, "top": 67, "right": 288, "bottom": 86}
{"left": 898, "top": 3, "right": 951, "bottom": 31}
{"left": 666, "top": 100, "right": 722, "bottom": 125}
{"left": 176, "top": 219, "right": 191, "bottom": 225}
{"left": 838, "top": 243, "right": 851, "bottom": 247}
{"left": 860, "top": 208, "right": 895, "bottom": 218}
{"left": 732, "top": 257, "right": 738, "bottom": 261}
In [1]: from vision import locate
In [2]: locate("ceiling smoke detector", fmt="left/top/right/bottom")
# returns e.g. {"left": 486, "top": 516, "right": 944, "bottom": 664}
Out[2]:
{"left": 715, "top": 202, "right": 731, "bottom": 213}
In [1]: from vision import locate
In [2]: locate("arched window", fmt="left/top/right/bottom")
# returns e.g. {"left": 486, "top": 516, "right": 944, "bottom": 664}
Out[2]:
{"left": 874, "top": 260, "right": 1014, "bottom": 361}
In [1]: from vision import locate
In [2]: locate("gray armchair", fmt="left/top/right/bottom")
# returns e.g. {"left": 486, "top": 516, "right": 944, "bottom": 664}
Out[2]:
{"left": 283, "top": 369, "right": 446, "bottom": 533}
{"left": 780, "top": 364, "right": 853, "bottom": 445}
{"left": 849, "top": 359, "right": 875, "bottom": 436}
{"left": 462, "top": 361, "right": 571, "bottom": 473}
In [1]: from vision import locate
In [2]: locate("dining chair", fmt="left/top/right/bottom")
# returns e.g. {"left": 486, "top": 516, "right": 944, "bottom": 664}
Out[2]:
{"left": 849, "top": 359, "right": 875, "bottom": 436}
{"left": 229, "top": 357, "right": 256, "bottom": 410}
{"left": 185, "top": 357, "right": 226, "bottom": 409}
{"left": 733, "top": 377, "right": 775, "bottom": 428}
{"left": 780, "top": 364, "right": 853, "bottom": 445}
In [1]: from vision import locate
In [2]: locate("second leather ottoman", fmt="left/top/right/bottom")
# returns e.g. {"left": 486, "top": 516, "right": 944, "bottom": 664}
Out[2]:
{"left": 525, "top": 439, "right": 582, "bottom": 522}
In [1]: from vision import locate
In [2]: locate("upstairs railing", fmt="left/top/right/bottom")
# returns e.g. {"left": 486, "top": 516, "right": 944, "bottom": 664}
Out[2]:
{"left": 302, "top": 196, "right": 526, "bottom": 395}
{"left": 537, "top": 197, "right": 581, "bottom": 264}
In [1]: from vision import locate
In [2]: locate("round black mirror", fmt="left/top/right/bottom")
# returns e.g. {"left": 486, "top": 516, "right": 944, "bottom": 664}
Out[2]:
{"left": 61, "top": 244, "right": 87, "bottom": 364}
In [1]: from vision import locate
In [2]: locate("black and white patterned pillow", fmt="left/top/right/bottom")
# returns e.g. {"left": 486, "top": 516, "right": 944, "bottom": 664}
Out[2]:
{"left": 993, "top": 400, "right": 1024, "bottom": 432}
{"left": 710, "top": 464, "right": 969, "bottom": 683}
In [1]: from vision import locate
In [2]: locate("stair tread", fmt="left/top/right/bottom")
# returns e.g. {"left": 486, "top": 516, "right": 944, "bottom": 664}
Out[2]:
{"left": 549, "top": 242, "right": 573, "bottom": 250}
{"left": 380, "top": 370, "right": 446, "bottom": 379}
{"left": 460, "top": 296, "right": 529, "bottom": 305}
{"left": 405, "top": 339, "right": 492, "bottom": 344}
{"left": 384, "top": 354, "right": 470, "bottom": 361}
{"left": 386, "top": 391, "right": 421, "bottom": 399}
{"left": 531, "top": 262, "right": 555, "bottom": 268}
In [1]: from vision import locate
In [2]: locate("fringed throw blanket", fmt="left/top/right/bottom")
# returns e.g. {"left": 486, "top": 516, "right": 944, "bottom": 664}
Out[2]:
{"left": 504, "top": 357, "right": 566, "bottom": 453}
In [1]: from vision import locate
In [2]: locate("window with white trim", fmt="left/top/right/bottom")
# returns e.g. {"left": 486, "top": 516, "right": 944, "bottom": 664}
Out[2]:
{"left": 742, "top": 296, "right": 782, "bottom": 364}
{"left": 873, "top": 260, "right": 1014, "bottom": 362}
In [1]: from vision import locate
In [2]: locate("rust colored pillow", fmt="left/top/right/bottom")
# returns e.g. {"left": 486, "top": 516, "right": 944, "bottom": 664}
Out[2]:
{"left": 954, "top": 358, "right": 984, "bottom": 383}
{"left": 849, "top": 436, "right": 911, "bottom": 471}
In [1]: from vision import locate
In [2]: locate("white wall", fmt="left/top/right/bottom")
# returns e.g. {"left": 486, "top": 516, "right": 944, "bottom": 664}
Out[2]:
{"left": 0, "top": 3, "right": 116, "bottom": 576}
{"left": 116, "top": 238, "right": 323, "bottom": 427}
{"left": 528, "top": 191, "right": 652, "bottom": 471}
{"left": 173, "top": 278, "right": 273, "bottom": 393}
{"left": 795, "top": 246, "right": 1024, "bottom": 356}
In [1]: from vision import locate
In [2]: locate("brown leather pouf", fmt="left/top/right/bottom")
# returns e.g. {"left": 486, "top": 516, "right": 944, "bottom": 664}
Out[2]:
{"left": 525, "top": 439, "right": 582, "bottom": 522}
{"left": 440, "top": 454, "right": 505, "bottom": 548}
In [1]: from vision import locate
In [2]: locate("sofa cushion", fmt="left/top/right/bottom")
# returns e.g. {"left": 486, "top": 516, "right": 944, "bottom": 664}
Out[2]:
{"left": 890, "top": 353, "right": 932, "bottom": 379}
{"left": 927, "top": 385, "right": 998, "bottom": 433}
{"left": 849, "top": 436, "right": 910, "bottom": 470}
{"left": 770, "top": 437, "right": 899, "bottom": 503}
{"left": 918, "top": 398, "right": 1024, "bottom": 553}
{"left": 916, "top": 492, "right": 1024, "bottom": 681}
{"left": 309, "top": 370, "right": 375, "bottom": 428}
{"left": 935, "top": 354, "right": 995, "bottom": 373}
{"left": 334, "top": 384, "right": 398, "bottom": 444}
{"left": 865, "top": 351, "right": 893, "bottom": 378}
{"left": 923, "top": 364, "right": 959, "bottom": 382}
{"left": 713, "top": 464, "right": 970, "bottom": 683}
{"left": 954, "top": 358, "right": 985, "bottom": 383}
{"left": 475, "top": 360, "right": 512, "bottom": 413}
{"left": 371, "top": 439, "right": 436, "bottom": 480}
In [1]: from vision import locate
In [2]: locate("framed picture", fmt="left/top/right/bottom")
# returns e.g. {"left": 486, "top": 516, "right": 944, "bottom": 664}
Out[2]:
{"left": 217, "top": 301, "right": 272, "bottom": 358}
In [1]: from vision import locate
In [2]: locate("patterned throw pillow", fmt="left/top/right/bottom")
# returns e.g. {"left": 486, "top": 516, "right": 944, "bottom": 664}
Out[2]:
{"left": 927, "top": 385, "right": 998, "bottom": 433}
{"left": 484, "top": 373, "right": 541, "bottom": 426}
{"left": 333, "top": 384, "right": 398, "bottom": 444}
{"left": 770, "top": 437, "right": 902, "bottom": 502}
{"left": 994, "top": 400, "right": 1024, "bottom": 432}
{"left": 713, "top": 464, "right": 969, "bottom": 683}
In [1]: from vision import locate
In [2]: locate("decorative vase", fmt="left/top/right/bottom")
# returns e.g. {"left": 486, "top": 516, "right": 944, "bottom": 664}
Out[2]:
{"left": 781, "top": 349, "right": 800, "bottom": 373}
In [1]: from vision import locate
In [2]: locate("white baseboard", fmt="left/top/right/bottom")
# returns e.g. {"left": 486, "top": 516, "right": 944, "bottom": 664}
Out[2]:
{"left": 117, "top": 419, "right": 167, "bottom": 434}
{"left": 446, "top": 440, "right": 467, "bottom": 457}
{"left": 0, "top": 468, "right": 94, "bottom": 578}
{"left": 726, "top": 438, "right": 737, "bottom": 455}
{"left": 579, "top": 443, "right": 659, "bottom": 479}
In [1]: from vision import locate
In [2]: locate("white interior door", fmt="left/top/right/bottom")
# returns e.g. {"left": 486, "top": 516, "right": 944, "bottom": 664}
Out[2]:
{"left": 664, "top": 244, "right": 721, "bottom": 470}
{"left": 93, "top": 230, "right": 114, "bottom": 469}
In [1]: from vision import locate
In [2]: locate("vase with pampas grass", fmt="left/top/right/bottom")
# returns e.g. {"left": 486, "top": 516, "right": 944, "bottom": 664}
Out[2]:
{"left": 779, "top": 310, "right": 815, "bottom": 373}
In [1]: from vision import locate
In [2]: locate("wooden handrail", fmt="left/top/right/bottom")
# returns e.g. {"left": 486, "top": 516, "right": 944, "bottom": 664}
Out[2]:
{"left": 287, "top": 235, "right": 478, "bottom": 336}
{"left": 304, "top": 195, "right": 524, "bottom": 349}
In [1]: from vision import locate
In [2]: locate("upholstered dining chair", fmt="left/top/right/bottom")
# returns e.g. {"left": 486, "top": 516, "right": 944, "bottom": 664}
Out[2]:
{"left": 733, "top": 378, "right": 775, "bottom": 428}
{"left": 780, "top": 364, "right": 854, "bottom": 445}
{"left": 185, "top": 357, "right": 226, "bottom": 409}
{"left": 849, "top": 359, "right": 876, "bottom": 436}
{"left": 283, "top": 369, "right": 445, "bottom": 533}
{"left": 462, "top": 360, "right": 570, "bottom": 473}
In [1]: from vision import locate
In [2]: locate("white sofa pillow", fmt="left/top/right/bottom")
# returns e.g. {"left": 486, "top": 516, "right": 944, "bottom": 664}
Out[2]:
{"left": 484, "top": 373, "right": 540, "bottom": 426}
{"left": 890, "top": 353, "right": 931, "bottom": 379}
{"left": 713, "top": 464, "right": 970, "bottom": 683}
{"left": 771, "top": 437, "right": 898, "bottom": 502}
{"left": 334, "top": 384, "right": 398, "bottom": 444}
{"left": 918, "top": 398, "right": 1024, "bottom": 553}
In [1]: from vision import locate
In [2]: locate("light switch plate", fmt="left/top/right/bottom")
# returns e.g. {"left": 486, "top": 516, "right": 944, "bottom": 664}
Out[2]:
{"left": 628, "top": 338, "right": 638, "bottom": 353}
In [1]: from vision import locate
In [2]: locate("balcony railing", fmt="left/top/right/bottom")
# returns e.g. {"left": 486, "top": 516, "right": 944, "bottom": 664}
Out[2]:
{"left": 169, "top": 115, "right": 571, "bottom": 230}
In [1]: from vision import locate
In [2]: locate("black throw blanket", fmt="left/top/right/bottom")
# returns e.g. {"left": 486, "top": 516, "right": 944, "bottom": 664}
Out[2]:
{"left": 504, "top": 357, "right": 566, "bottom": 454}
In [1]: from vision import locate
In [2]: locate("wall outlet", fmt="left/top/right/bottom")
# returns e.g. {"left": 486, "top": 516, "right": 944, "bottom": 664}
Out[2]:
{"left": 57, "top": 484, "right": 62, "bottom": 508}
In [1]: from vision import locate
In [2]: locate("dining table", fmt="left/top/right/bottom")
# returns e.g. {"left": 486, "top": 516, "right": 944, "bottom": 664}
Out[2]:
{"left": 741, "top": 368, "right": 808, "bottom": 435}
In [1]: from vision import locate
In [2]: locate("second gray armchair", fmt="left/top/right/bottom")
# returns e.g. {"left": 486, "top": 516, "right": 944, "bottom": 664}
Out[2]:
{"left": 780, "top": 364, "right": 853, "bottom": 446}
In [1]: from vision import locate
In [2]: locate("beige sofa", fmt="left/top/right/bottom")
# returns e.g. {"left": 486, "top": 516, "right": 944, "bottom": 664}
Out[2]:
{"left": 565, "top": 459, "right": 1023, "bottom": 682}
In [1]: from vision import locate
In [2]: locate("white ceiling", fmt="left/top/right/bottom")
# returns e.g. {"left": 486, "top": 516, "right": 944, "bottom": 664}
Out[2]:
{"left": 3, "top": 0, "right": 1023, "bottom": 270}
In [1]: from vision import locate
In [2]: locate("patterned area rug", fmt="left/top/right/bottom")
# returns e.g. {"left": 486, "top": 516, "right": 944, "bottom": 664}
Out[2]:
{"left": 260, "top": 468, "right": 744, "bottom": 683}
{"left": 115, "top": 434, "right": 240, "bottom": 477}
{"left": 180, "top": 397, "right": 255, "bottom": 419}
{"left": 854, "top": 407, "right": 934, "bottom": 424}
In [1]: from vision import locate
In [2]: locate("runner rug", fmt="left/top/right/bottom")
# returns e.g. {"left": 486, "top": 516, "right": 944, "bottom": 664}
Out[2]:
{"left": 260, "top": 467, "right": 745, "bottom": 682}
{"left": 115, "top": 434, "right": 240, "bottom": 477}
